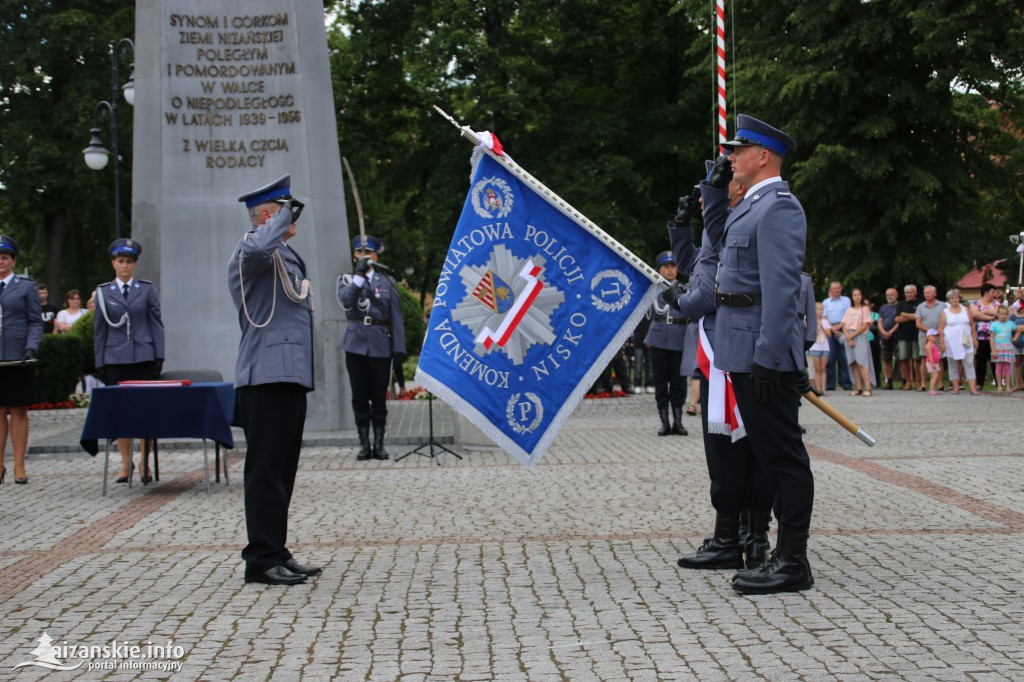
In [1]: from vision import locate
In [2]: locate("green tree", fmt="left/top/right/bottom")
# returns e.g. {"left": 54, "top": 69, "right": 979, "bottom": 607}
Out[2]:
{"left": 0, "top": 1, "right": 135, "bottom": 298}
{"left": 328, "top": 0, "right": 708, "bottom": 305}
{"left": 718, "top": 0, "right": 1024, "bottom": 298}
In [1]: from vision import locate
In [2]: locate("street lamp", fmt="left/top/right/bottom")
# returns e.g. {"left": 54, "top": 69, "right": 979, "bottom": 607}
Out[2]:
{"left": 82, "top": 38, "right": 135, "bottom": 239}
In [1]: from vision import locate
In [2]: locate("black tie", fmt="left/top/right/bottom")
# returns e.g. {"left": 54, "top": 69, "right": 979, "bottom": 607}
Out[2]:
{"left": 0, "top": 281, "right": 5, "bottom": 296}
{"left": 122, "top": 283, "right": 129, "bottom": 299}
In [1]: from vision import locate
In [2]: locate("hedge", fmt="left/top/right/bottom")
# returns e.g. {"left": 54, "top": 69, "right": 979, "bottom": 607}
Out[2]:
{"left": 37, "top": 334, "right": 85, "bottom": 402}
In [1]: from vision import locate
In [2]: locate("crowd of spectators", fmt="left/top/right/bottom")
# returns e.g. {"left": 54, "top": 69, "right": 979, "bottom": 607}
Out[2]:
{"left": 815, "top": 281, "right": 1024, "bottom": 395}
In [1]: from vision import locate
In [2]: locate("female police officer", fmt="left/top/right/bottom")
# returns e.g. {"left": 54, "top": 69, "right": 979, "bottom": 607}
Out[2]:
{"left": 0, "top": 235, "right": 43, "bottom": 484}
{"left": 94, "top": 238, "right": 165, "bottom": 484}
{"left": 338, "top": 236, "right": 406, "bottom": 460}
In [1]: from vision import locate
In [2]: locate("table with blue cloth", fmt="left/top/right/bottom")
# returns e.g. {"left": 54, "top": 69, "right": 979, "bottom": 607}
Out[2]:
{"left": 80, "top": 382, "right": 236, "bottom": 495}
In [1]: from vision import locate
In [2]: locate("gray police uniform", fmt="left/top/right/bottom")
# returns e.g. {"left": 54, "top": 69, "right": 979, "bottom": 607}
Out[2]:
{"left": 94, "top": 278, "right": 166, "bottom": 378}
{"left": 669, "top": 185, "right": 772, "bottom": 569}
{"left": 709, "top": 114, "right": 815, "bottom": 595}
{"left": 339, "top": 262, "right": 406, "bottom": 455}
{"left": 228, "top": 178, "right": 314, "bottom": 577}
{"left": 0, "top": 274, "right": 44, "bottom": 406}
{"left": 646, "top": 248, "right": 689, "bottom": 435}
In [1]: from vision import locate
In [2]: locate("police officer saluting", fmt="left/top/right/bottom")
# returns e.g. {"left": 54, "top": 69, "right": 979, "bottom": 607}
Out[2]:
{"left": 94, "top": 238, "right": 165, "bottom": 485}
{"left": 645, "top": 251, "right": 689, "bottom": 436}
{"left": 338, "top": 236, "right": 406, "bottom": 460}
{"left": 0, "top": 235, "right": 43, "bottom": 484}
{"left": 707, "top": 115, "right": 816, "bottom": 594}
{"left": 229, "top": 174, "right": 320, "bottom": 586}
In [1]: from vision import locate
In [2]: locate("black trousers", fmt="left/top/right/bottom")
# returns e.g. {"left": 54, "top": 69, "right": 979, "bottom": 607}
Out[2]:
{"left": 649, "top": 347, "right": 685, "bottom": 409}
{"left": 239, "top": 383, "right": 307, "bottom": 572}
{"left": 730, "top": 372, "right": 814, "bottom": 530}
{"left": 347, "top": 353, "right": 392, "bottom": 428}
{"left": 698, "top": 372, "right": 773, "bottom": 517}
{"left": 975, "top": 340, "right": 992, "bottom": 387}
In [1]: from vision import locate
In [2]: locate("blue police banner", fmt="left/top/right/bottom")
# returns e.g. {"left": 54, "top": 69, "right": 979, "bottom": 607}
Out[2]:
{"left": 415, "top": 132, "right": 662, "bottom": 468}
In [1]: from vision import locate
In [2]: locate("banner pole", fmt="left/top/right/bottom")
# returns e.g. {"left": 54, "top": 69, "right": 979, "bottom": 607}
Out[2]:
{"left": 431, "top": 106, "right": 668, "bottom": 288}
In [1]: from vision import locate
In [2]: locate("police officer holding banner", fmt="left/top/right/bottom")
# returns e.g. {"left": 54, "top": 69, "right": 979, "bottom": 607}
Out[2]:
{"left": 0, "top": 235, "right": 43, "bottom": 485}
{"left": 338, "top": 236, "right": 406, "bottom": 461}
{"left": 94, "top": 238, "right": 165, "bottom": 485}
{"left": 665, "top": 161, "right": 774, "bottom": 575}
{"left": 705, "top": 115, "right": 816, "bottom": 594}
{"left": 229, "top": 174, "right": 321, "bottom": 586}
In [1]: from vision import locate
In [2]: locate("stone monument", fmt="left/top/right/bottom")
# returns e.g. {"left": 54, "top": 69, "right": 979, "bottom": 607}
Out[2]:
{"left": 132, "top": 0, "right": 352, "bottom": 429}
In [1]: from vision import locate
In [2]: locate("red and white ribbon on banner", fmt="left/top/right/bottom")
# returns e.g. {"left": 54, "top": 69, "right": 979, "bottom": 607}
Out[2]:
{"left": 696, "top": 316, "right": 745, "bottom": 441}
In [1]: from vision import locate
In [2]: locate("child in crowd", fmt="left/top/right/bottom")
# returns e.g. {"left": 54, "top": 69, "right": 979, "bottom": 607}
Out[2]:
{"left": 989, "top": 305, "right": 1017, "bottom": 394}
{"left": 924, "top": 329, "right": 943, "bottom": 395}
{"left": 808, "top": 301, "right": 831, "bottom": 395}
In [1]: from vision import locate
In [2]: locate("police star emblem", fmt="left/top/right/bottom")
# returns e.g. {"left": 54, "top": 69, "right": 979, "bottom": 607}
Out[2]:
{"left": 453, "top": 244, "right": 565, "bottom": 366}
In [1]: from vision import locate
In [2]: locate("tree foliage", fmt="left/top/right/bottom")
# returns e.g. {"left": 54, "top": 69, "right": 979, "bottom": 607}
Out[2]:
{"left": 1, "top": 1, "right": 1021, "bottom": 309}
{"left": 0, "top": 1, "right": 134, "bottom": 298}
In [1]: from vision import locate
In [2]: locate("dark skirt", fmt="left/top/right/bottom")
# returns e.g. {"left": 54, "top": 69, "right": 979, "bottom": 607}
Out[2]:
{"left": 105, "top": 362, "right": 156, "bottom": 384}
{"left": 0, "top": 364, "right": 41, "bottom": 407}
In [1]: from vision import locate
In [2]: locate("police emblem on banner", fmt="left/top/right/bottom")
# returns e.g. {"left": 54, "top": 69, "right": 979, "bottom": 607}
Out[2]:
{"left": 416, "top": 144, "right": 660, "bottom": 468}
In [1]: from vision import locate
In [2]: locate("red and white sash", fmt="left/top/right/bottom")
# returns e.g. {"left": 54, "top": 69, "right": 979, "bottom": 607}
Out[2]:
{"left": 696, "top": 316, "right": 746, "bottom": 441}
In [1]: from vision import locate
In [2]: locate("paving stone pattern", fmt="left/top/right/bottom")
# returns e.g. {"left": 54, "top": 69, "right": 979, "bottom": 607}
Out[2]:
{"left": 1, "top": 390, "right": 1022, "bottom": 680}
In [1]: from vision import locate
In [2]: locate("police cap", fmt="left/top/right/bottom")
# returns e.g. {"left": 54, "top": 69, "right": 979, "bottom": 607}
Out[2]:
{"left": 238, "top": 174, "right": 292, "bottom": 208}
{"left": 108, "top": 238, "right": 142, "bottom": 260}
{"left": 655, "top": 251, "right": 676, "bottom": 267}
{"left": 722, "top": 114, "right": 796, "bottom": 157}
{"left": 352, "top": 235, "right": 383, "bottom": 254}
{"left": 0, "top": 234, "right": 19, "bottom": 257}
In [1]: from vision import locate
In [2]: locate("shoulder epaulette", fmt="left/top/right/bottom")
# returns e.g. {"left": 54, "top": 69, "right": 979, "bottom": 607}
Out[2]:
{"left": 138, "top": 279, "right": 153, "bottom": 284}
{"left": 98, "top": 281, "right": 113, "bottom": 288}
{"left": 16, "top": 275, "right": 35, "bottom": 282}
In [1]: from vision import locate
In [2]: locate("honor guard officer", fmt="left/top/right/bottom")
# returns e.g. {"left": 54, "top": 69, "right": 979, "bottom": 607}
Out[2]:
{"left": 665, "top": 162, "right": 774, "bottom": 572}
{"left": 94, "top": 238, "right": 165, "bottom": 485}
{"left": 708, "top": 114, "right": 816, "bottom": 594}
{"left": 645, "top": 251, "right": 689, "bottom": 436}
{"left": 338, "top": 235, "right": 406, "bottom": 460}
{"left": 0, "top": 235, "right": 43, "bottom": 484}
{"left": 229, "top": 174, "right": 321, "bottom": 586}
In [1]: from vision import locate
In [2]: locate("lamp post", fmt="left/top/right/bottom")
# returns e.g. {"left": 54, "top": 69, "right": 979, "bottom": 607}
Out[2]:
{"left": 82, "top": 38, "right": 135, "bottom": 240}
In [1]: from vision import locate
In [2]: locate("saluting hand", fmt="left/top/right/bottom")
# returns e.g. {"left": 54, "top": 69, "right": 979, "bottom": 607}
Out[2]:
{"left": 706, "top": 155, "right": 733, "bottom": 189}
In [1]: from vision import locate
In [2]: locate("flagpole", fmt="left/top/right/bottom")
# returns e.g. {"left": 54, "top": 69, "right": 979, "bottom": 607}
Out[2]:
{"left": 432, "top": 106, "right": 668, "bottom": 288}
{"left": 716, "top": 0, "right": 727, "bottom": 152}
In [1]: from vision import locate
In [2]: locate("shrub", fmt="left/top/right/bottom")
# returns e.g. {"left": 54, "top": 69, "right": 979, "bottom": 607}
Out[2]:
{"left": 37, "top": 335, "right": 85, "bottom": 402}
{"left": 395, "top": 281, "right": 426, "bottom": 355}
{"left": 66, "top": 310, "right": 96, "bottom": 374}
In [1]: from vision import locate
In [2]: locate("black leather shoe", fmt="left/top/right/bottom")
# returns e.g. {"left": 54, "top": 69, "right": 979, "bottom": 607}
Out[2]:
{"left": 356, "top": 424, "right": 372, "bottom": 460}
{"left": 284, "top": 558, "right": 322, "bottom": 576}
{"left": 676, "top": 515, "right": 743, "bottom": 569}
{"left": 244, "top": 565, "right": 307, "bottom": 585}
{"left": 732, "top": 524, "right": 813, "bottom": 594}
{"left": 140, "top": 475, "right": 153, "bottom": 485}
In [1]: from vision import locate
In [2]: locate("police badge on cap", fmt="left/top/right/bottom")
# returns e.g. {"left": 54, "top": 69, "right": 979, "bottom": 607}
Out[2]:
{"left": 0, "top": 234, "right": 19, "bottom": 257}
{"left": 108, "top": 238, "right": 141, "bottom": 260}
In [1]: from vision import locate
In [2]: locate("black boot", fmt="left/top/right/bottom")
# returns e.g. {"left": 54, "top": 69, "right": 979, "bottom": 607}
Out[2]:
{"left": 657, "top": 407, "right": 671, "bottom": 436}
{"left": 676, "top": 515, "right": 744, "bottom": 569}
{"left": 356, "top": 424, "right": 371, "bottom": 460}
{"left": 671, "top": 406, "right": 688, "bottom": 435}
{"left": 372, "top": 423, "right": 389, "bottom": 460}
{"left": 744, "top": 510, "right": 771, "bottom": 570}
{"left": 732, "top": 524, "right": 814, "bottom": 594}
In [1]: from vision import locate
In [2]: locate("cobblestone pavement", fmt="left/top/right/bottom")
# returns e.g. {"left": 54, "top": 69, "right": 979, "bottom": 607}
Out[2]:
{"left": 1, "top": 389, "right": 1022, "bottom": 680}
